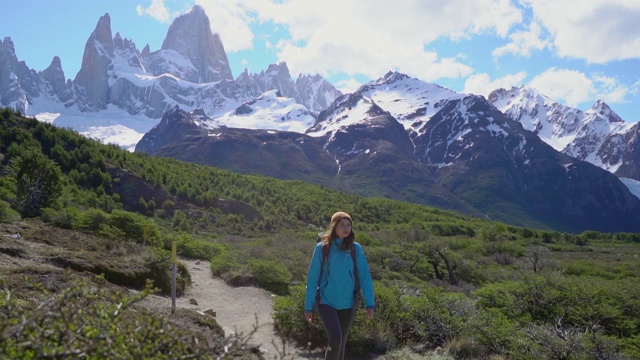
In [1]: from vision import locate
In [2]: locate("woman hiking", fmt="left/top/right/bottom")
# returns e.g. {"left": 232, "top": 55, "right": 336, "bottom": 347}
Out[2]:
{"left": 304, "top": 211, "right": 375, "bottom": 360}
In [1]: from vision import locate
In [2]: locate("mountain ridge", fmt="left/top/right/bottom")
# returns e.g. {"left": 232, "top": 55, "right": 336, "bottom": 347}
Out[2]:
{"left": 2, "top": 5, "right": 640, "bottom": 233}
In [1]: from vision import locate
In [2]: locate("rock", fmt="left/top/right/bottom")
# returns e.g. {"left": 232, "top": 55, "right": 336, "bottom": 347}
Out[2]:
{"left": 189, "top": 298, "right": 198, "bottom": 305}
{"left": 204, "top": 309, "right": 216, "bottom": 317}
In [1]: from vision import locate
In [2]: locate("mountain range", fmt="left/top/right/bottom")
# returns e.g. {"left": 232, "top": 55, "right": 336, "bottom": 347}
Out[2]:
{"left": 2, "top": 5, "right": 640, "bottom": 233}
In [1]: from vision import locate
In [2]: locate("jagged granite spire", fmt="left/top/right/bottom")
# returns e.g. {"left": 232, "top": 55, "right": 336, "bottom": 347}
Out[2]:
{"left": 0, "top": 37, "right": 39, "bottom": 112}
{"left": 73, "top": 13, "right": 114, "bottom": 110}
{"left": 161, "top": 5, "right": 233, "bottom": 83}
{"left": 39, "top": 56, "right": 72, "bottom": 102}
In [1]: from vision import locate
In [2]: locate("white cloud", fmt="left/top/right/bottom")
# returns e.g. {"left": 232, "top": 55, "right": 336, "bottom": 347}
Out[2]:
{"left": 492, "top": 22, "right": 549, "bottom": 58}
{"left": 194, "top": 0, "right": 255, "bottom": 52}
{"left": 592, "top": 74, "right": 630, "bottom": 104}
{"left": 231, "top": 0, "right": 522, "bottom": 82}
{"left": 136, "top": 0, "right": 172, "bottom": 23}
{"left": 335, "top": 77, "right": 363, "bottom": 94}
{"left": 522, "top": 0, "right": 640, "bottom": 63}
{"left": 530, "top": 68, "right": 595, "bottom": 107}
{"left": 529, "top": 68, "right": 631, "bottom": 107}
{"left": 463, "top": 71, "right": 528, "bottom": 96}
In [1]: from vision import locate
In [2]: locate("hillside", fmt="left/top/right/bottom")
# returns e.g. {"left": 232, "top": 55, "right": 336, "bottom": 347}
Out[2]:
{"left": 2, "top": 109, "right": 640, "bottom": 359}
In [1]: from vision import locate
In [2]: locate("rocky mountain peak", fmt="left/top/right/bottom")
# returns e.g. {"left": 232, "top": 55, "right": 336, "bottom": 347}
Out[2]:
{"left": 141, "top": 44, "right": 151, "bottom": 57}
{"left": 92, "top": 13, "right": 115, "bottom": 52}
{"left": 160, "top": 5, "right": 233, "bottom": 83}
{"left": 255, "top": 62, "right": 295, "bottom": 97}
{"left": 40, "top": 56, "right": 65, "bottom": 84}
{"left": 39, "top": 56, "right": 72, "bottom": 102}
{"left": 380, "top": 70, "right": 410, "bottom": 84}
{"left": 0, "top": 37, "right": 15, "bottom": 55}
{"left": 587, "top": 100, "right": 623, "bottom": 123}
{"left": 73, "top": 13, "right": 115, "bottom": 110}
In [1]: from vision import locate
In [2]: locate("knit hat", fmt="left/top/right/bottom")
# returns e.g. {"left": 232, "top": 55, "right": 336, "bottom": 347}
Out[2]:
{"left": 331, "top": 211, "right": 352, "bottom": 224}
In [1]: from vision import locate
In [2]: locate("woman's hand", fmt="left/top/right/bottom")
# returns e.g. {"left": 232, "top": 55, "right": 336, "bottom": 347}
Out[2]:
{"left": 304, "top": 312, "right": 314, "bottom": 323}
{"left": 366, "top": 308, "right": 374, "bottom": 319}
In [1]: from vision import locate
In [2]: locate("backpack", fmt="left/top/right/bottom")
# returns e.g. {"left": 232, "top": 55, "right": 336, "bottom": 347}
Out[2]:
{"left": 314, "top": 237, "right": 362, "bottom": 310}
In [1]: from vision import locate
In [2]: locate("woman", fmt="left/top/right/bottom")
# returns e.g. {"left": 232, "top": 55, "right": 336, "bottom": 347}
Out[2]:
{"left": 304, "top": 211, "right": 375, "bottom": 360}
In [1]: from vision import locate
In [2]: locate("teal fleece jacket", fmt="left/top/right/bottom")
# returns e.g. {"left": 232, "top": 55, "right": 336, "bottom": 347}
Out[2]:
{"left": 304, "top": 238, "right": 375, "bottom": 312}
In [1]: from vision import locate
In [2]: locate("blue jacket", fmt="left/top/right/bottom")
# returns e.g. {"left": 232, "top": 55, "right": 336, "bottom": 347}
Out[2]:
{"left": 304, "top": 238, "right": 375, "bottom": 312}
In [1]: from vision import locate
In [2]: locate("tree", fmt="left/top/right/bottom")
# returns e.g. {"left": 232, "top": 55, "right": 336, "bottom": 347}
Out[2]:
{"left": 528, "top": 245, "right": 549, "bottom": 273}
{"left": 8, "top": 147, "right": 63, "bottom": 217}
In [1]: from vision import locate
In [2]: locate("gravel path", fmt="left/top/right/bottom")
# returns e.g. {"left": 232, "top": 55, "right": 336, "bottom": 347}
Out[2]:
{"left": 139, "top": 257, "right": 323, "bottom": 360}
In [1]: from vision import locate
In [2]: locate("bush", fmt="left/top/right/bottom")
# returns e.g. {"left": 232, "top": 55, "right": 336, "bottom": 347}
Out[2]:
{"left": 274, "top": 282, "right": 418, "bottom": 355}
{"left": 0, "top": 199, "right": 20, "bottom": 222}
{"left": 143, "top": 248, "right": 191, "bottom": 296}
{"left": 107, "top": 210, "right": 160, "bottom": 245}
{"left": 273, "top": 285, "right": 326, "bottom": 348}
{"left": 171, "top": 233, "right": 225, "bottom": 260}
{"left": 0, "top": 276, "right": 213, "bottom": 359}
{"left": 75, "top": 208, "right": 109, "bottom": 232}
{"left": 40, "top": 207, "right": 79, "bottom": 229}
{"left": 7, "top": 147, "right": 63, "bottom": 217}
{"left": 248, "top": 259, "right": 292, "bottom": 295}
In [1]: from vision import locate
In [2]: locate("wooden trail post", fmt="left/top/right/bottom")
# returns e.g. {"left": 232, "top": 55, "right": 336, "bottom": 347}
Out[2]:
{"left": 171, "top": 241, "right": 177, "bottom": 314}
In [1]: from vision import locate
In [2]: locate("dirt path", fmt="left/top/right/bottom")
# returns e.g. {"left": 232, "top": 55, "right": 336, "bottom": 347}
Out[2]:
{"left": 139, "top": 257, "right": 322, "bottom": 360}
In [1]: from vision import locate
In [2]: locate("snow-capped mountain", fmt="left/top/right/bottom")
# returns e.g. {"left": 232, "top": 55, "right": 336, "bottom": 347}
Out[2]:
{"left": 138, "top": 74, "right": 640, "bottom": 233}
{"left": 0, "top": 5, "right": 341, "bottom": 150}
{"left": 3, "top": 4, "right": 640, "bottom": 233}
{"left": 489, "top": 86, "right": 640, "bottom": 181}
{"left": 216, "top": 89, "right": 315, "bottom": 133}
{"left": 357, "top": 71, "right": 466, "bottom": 136}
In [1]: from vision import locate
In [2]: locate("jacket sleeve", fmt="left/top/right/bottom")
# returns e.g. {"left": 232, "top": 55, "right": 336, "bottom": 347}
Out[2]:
{"left": 304, "top": 244, "right": 322, "bottom": 312}
{"left": 355, "top": 243, "right": 375, "bottom": 309}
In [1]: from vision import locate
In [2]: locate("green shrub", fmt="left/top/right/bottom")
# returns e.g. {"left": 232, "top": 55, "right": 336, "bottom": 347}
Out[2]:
{"left": 0, "top": 277, "right": 213, "bottom": 359}
{"left": 171, "top": 233, "right": 225, "bottom": 260}
{"left": 107, "top": 210, "right": 160, "bottom": 245}
{"left": 623, "top": 334, "right": 640, "bottom": 359}
{"left": 468, "top": 308, "right": 520, "bottom": 357}
{"left": 274, "top": 282, "right": 407, "bottom": 355}
{"left": 0, "top": 199, "right": 19, "bottom": 222}
{"left": 273, "top": 285, "right": 326, "bottom": 348}
{"left": 248, "top": 259, "right": 292, "bottom": 295}
{"left": 40, "top": 207, "right": 79, "bottom": 229}
{"left": 96, "top": 223, "right": 126, "bottom": 241}
{"left": 143, "top": 248, "right": 191, "bottom": 296}
{"left": 75, "top": 208, "right": 109, "bottom": 232}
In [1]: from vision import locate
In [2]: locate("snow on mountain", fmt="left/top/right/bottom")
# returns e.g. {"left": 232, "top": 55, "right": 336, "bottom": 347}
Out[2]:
{"left": 489, "top": 85, "right": 640, "bottom": 199}
{"left": 294, "top": 73, "right": 343, "bottom": 115}
{"left": 620, "top": 177, "right": 640, "bottom": 200}
{"left": 564, "top": 100, "right": 634, "bottom": 172}
{"left": 216, "top": 90, "right": 315, "bottom": 132}
{"left": 29, "top": 96, "right": 156, "bottom": 151}
{"left": 488, "top": 86, "right": 584, "bottom": 151}
{"left": 358, "top": 71, "right": 465, "bottom": 134}
{"left": 0, "top": 5, "right": 344, "bottom": 150}
{"left": 306, "top": 93, "right": 382, "bottom": 138}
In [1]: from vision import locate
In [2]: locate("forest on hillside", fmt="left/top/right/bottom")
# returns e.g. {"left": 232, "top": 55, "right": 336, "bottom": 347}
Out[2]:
{"left": 1, "top": 108, "right": 639, "bottom": 359}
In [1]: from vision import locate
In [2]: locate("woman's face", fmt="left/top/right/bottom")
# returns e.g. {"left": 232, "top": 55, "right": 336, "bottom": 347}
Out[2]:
{"left": 335, "top": 218, "right": 352, "bottom": 239}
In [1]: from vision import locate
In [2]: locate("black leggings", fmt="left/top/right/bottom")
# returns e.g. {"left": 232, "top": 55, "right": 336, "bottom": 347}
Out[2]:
{"left": 317, "top": 304, "right": 356, "bottom": 360}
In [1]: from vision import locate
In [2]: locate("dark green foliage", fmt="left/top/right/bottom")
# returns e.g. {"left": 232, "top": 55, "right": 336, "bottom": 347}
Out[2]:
{"left": 143, "top": 249, "right": 191, "bottom": 296}
{"left": 107, "top": 210, "right": 160, "bottom": 245}
{"left": 7, "top": 147, "right": 63, "bottom": 217}
{"left": 248, "top": 259, "right": 292, "bottom": 295}
{"left": 0, "top": 199, "right": 20, "bottom": 222}
{"left": 2, "top": 108, "right": 640, "bottom": 359}
{"left": 170, "top": 232, "right": 225, "bottom": 260}
{"left": 0, "top": 276, "right": 217, "bottom": 359}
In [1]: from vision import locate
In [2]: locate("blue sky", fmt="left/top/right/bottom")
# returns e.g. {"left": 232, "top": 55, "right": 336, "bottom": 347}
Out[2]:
{"left": 1, "top": 0, "right": 639, "bottom": 122}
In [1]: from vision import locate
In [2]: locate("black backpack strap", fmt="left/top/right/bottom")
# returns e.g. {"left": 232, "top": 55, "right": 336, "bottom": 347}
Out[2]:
{"left": 350, "top": 245, "right": 361, "bottom": 309}
{"left": 315, "top": 244, "right": 330, "bottom": 308}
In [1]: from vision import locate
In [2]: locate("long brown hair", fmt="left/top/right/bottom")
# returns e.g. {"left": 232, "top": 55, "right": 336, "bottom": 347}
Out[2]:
{"left": 321, "top": 217, "right": 355, "bottom": 250}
